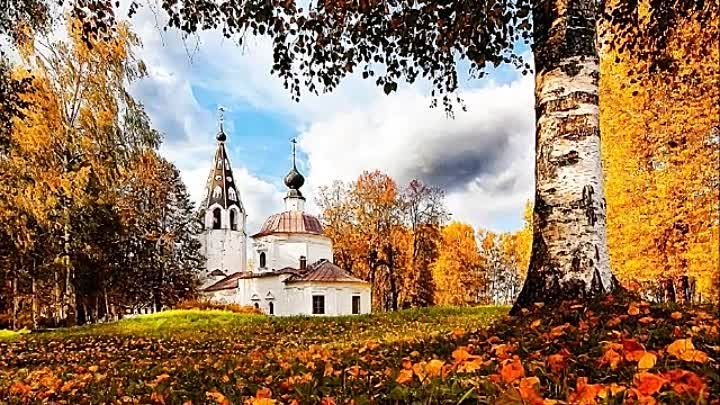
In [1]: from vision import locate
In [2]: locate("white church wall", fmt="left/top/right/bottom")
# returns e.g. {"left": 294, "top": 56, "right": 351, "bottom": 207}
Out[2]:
{"left": 252, "top": 234, "right": 333, "bottom": 271}
{"left": 205, "top": 279, "right": 371, "bottom": 316}
{"left": 285, "top": 282, "right": 371, "bottom": 316}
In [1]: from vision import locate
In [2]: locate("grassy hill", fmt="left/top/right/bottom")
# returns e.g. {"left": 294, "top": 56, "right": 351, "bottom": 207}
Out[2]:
{"left": 1, "top": 302, "right": 717, "bottom": 405}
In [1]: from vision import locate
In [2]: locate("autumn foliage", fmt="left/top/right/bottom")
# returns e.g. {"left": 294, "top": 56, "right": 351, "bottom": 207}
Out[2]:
{"left": 317, "top": 172, "right": 532, "bottom": 310}
{"left": 1, "top": 297, "right": 717, "bottom": 404}
{"left": 601, "top": 12, "right": 720, "bottom": 305}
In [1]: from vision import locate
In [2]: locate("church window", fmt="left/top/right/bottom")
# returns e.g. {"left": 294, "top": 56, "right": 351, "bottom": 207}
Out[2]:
{"left": 213, "top": 186, "right": 222, "bottom": 199}
{"left": 228, "top": 187, "right": 237, "bottom": 201}
{"left": 259, "top": 252, "right": 266, "bottom": 268}
{"left": 312, "top": 295, "right": 325, "bottom": 315}
{"left": 212, "top": 208, "right": 222, "bottom": 229}
{"left": 225, "top": 159, "right": 230, "bottom": 169}
{"left": 230, "top": 209, "right": 237, "bottom": 230}
{"left": 254, "top": 302, "right": 259, "bottom": 310}
{"left": 352, "top": 296, "right": 361, "bottom": 314}
{"left": 215, "top": 175, "right": 222, "bottom": 181}
{"left": 268, "top": 301, "right": 274, "bottom": 315}
{"left": 216, "top": 159, "right": 222, "bottom": 168}
{"left": 226, "top": 176, "right": 233, "bottom": 183}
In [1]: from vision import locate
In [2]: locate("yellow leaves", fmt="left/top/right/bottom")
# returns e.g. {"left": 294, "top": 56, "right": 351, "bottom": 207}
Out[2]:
{"left": 500, "top": 359, "right": 525, "bottom": 384}
{"left": 666, "top": 339, "right": 709, "bottom": 363}
{"left": 425, "top": 359, "right": 445, "bottom": 378}
{"left": 452, "top": 348, "right": 482, "bottom": 374}
{"left": 397, "top": 358, "right": 447, "bottom": 385}
{"left": 597, "top": 383, "right": 626, "bottom": 399}
{"left": 637, "top": 352, "right": 657, "bottom": 371}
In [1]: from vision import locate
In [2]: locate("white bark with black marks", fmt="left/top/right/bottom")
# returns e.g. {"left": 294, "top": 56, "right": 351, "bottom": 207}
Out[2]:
{"left": 513, "top": 0, "right": 618, "bottom": 311}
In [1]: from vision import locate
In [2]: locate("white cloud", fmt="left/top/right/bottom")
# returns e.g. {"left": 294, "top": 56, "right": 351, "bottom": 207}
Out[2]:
{"left": 299, "top": 77, "right": 535, "bottom": 232}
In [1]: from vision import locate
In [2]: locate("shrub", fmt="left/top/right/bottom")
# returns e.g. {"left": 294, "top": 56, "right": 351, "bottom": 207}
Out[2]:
{"left": 175, "top": 299, "right": 262, "bottom": 314}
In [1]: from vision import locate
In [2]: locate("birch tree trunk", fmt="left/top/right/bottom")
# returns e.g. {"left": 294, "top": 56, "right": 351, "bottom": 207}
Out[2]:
{"left": 513, "top": 0, "right": 619, "bottom": 312}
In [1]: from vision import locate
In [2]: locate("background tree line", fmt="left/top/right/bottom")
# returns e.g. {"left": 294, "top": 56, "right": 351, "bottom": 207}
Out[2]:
{"left": 0, "top": 21, "right": 203, "bottom": 329}
{"left": 316, "top": 171, "right": 532, "bottom": 311}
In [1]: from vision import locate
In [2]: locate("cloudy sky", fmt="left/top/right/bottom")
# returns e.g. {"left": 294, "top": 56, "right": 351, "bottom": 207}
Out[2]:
{"left": 126, "top": 5, "right": 535, "bottom": 234}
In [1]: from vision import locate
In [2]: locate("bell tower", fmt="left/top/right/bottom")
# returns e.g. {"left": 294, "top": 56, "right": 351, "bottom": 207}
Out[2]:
{"left": 199, "top": 108, "right": 247, "bottom": 285}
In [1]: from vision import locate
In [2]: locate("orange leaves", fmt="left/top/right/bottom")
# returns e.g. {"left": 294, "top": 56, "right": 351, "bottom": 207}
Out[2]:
{"left": 500, "top": 359, "right": 525, "bottom": 384}
{"left": 206, "top": 390, "right": 232, "bottom": 405}
{"left": 599, "top": 347, "right": 622, "bottom": 369}
{"left": 452, "top": 347, "right": 483, "bottom": 373}
{"left": 661, "top": 369, "right": 706, "bottom": 396}
{"left": 628, "top": 304, "right": 641, "bottom": 316}
{"left": 666, "top": 339, "right": 709, "bottom": 363}
{"left": 568, "top": 377, "right": 603, "bottom": 405}
{"left": 517, "top": 377, "right": 545, "bottom": 405}
{"left": 633, "top": 372, "right": 667, "bottom": 396}
{"left": 8, "top": 381, "right": 32, "bottom": 397}
{"left": 247, "top": 388, "right": 275, "bottom": 405}
{"left": 546, "top": 349, "right": 570, "bottom": 374}
{"left": 395, "top": 369, "right": 414, "bottom": 385}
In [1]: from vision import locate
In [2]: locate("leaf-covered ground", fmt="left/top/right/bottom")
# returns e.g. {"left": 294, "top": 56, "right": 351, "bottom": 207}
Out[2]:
{"left": 0, "top": 300, "right": 718, "bottom": 405}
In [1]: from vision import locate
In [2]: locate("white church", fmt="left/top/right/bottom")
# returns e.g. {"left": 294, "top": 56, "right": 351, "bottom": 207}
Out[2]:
{"left": 197, "top": 122, "right": 371, "bottom": 316}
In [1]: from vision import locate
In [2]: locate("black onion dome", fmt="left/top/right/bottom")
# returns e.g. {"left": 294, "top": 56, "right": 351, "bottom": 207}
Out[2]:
{"left": 284, "top": 167, "right": 305, "bottom": 190}
{"left": 216, "top": 124, "right": 227, "bottom": 142}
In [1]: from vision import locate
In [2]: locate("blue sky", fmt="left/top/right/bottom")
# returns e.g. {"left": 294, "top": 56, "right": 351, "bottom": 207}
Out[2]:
{"left": 128, "top": 6, "right": 535, "bottom": 234}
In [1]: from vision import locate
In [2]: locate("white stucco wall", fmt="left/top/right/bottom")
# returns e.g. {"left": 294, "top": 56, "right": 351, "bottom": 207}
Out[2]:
{"left": 205, "top": 276, "right": 371, "bottom": 316}
{"left": 252, "top": 233, "right": 333, "bottom": 271}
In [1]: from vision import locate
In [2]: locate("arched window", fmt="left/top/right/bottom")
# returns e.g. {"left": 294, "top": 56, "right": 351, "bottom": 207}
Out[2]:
{"left": 229, "top": 209, "right": 237, "bottom": 230}
{"left": 254, "top": 302, "right": 260, "bottom": 310}
{"left": 259, "top": 252, "right": 266, "bottom": 268}
{"left": 212, "top": 208, "right": 222, "bottom": 229}
{"left": 268, "top": 301, "right": 274, "bottom": 315}
{"left": 212, "top": 185, "right": 222, "bottom": 199}
{"left": 228, "top": 187, "right": 237, "bottom": 201}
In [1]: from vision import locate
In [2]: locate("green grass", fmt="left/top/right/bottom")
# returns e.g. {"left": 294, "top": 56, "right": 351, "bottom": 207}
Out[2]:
{"left": 8, "top": 306, "right": 508, "bottom": 345}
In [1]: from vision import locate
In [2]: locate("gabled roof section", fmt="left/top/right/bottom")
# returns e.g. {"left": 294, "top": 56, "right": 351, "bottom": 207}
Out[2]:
{"left": 285, "top": 260, "right": 368, "bottom": 284}
{"left": 203, "top": 272, "right": 244, "bottom": 292}
{"left": 204, "top": 126, "right": 244, "bottom": 211}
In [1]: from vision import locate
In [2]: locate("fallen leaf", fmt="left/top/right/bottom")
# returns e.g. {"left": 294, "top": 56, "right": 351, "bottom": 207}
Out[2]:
{"left": 599, "top": 348, "right": 622, "bottom": 369}
{"left": 500, "top": 359, "right": 525, "bottom": 384}
{"left": 425, "top": 359, "right": 445, "bottom": 378}
{"left": 634, "top": 372, "right": 667, "bottom": 396}
{"left": 396, "top": 369, "right": 414, "bottom": 385}
{"left": 628, "top": 304, "right": 640, "bottom": 316}
{"left": 637, "top": 352, "right": 657, "bottom": 371}
{"left": 666, "top": 339, "right": 709, "bottom": 363}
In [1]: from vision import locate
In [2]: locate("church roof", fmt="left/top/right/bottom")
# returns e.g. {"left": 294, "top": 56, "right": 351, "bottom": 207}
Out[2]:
{"left": 252, "top": 211, "right": 324, "bottom": 238}
{"left": 201, "top": 260, "right": 367, "bottom": 292}
{"left": 203, "top": 125, "right": 244, "bottom": 211}
{"left": 285, "top": 260, "right": 368, "bottom": 284}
